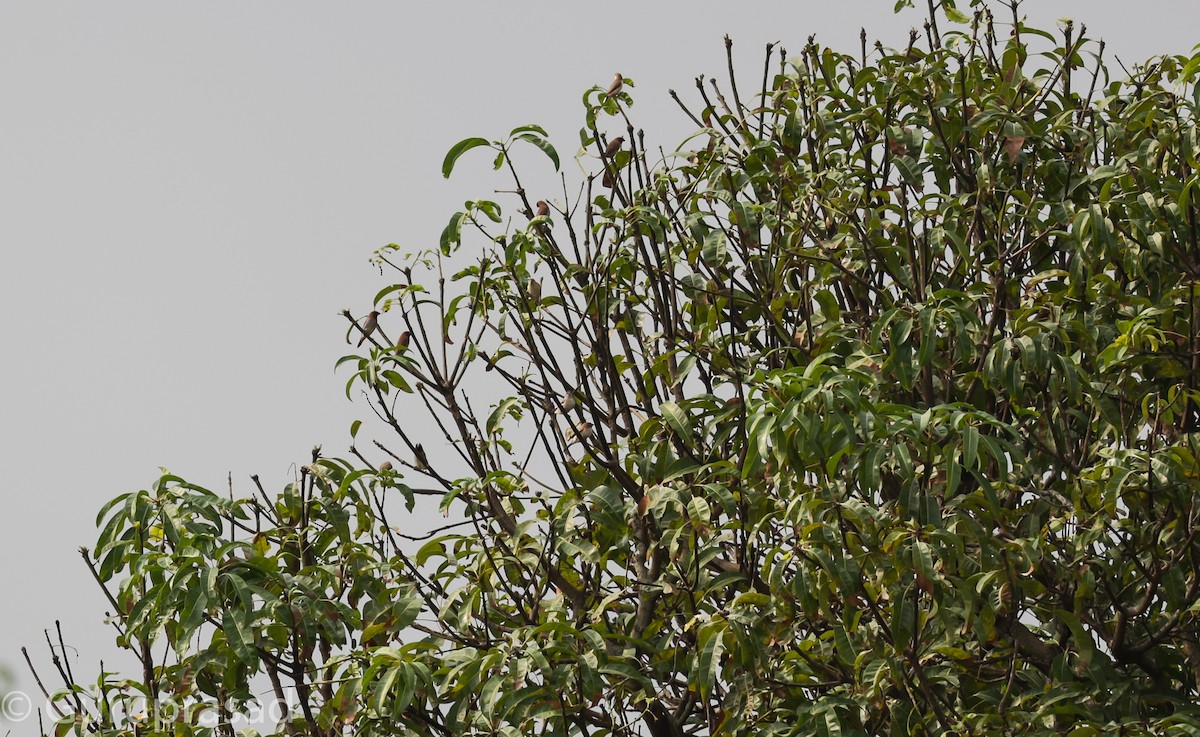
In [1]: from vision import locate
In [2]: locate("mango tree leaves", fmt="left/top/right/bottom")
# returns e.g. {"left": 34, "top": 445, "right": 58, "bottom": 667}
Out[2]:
{"left": 45, "top": 7, "right": 1200, "bottom": 737}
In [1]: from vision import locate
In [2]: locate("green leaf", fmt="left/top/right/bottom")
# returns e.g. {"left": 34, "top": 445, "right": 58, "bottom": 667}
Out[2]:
{"left": 814, "top": 289, "right": 841, "bottom": 321}
{"left": 486, "top": 397, "right": 522, "bottom": 436}
{"left": 701, "top": 229, "right": 728, "bottom": 267}
{"left": 659, "top": 401, "right": 692, "bottom": 444}
{"left": 441, "top": 137, "right": 491, "bottom": 179}
{"left": 222, "top": 608, "right": 259, "bottom": 668}
{"left": 509, "top": 123, "right": 549, "bottom": 138}
{"left": 945, "top": 452, "right": 961, "bottom": 496}
{"left": 944, "top": 5, "right": 970, "bottom": 23}
{"left": 599, "top": 661, "right": 654, "bottom": 691}
{"left": 693, "top": 621, "right": 726, "bottom": 697}
{"left": 913, "top": 540, "right": 935, "bottom": 588}
{"left": 588, "top": 484, "right": 627, "bottom": 525}
{"left": 514, "top": 132, "right": 561, "bottom": 171}
{"left": 371, "top": 664, "right": 402, "bottom": 715}
{"left": 963, "top": 424, "right": 979, "bottom": 470}
{"left": 1055, "top": 609, "right": 1096, "bottom": 669}
{"left": 440, "top": 211, "right": 466, "bottom": 254}
{"left": 416, "top": 539, "right": 445, "bottom": 566}
{"left": 382, "top": 370, "right": 412, "bottom": 393}
{"left": 394, "top": 590, "right": 423, "bottom": 630}
{"left": 94, "top": 491, "right": 132, "bottom": 529}
{"left": 474, "top": 199, "right": 503, "bottom": 223}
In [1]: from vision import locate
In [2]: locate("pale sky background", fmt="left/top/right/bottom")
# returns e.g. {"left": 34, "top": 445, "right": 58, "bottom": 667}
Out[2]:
{"left": 0, "top": 0, "right": 1195, "bottom": 717}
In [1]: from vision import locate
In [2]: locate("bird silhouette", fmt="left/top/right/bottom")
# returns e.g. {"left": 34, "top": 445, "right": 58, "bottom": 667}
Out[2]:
{"left": 413, "top": 443, "right": 430, "bottom": 471}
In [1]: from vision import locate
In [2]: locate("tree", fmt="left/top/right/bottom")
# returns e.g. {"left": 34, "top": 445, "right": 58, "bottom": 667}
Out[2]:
{"left": 28, "top": 1, "right": 1200, "bottom": 734}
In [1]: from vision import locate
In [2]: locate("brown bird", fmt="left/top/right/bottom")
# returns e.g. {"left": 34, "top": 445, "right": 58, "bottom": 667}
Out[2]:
{"left": 396, "top": 330, "right": 411, "bottom": 350}
{"left": 357, "top": 311, "right": 380, "bottom": 347}
{"left": 379, "top": 461, "right": 393, "bottom": 472}
{"left": 605, "top": 73, "right": 623, "bottom": 99}
{"left": 535, "top": 200, "right": 550, "bottom": 217}
{"left": 413, "top": 443, "right": 430, "bottom": 472}
{"left": 527, "top": 279, "right": 542, "bottom": 303}
{"left": 603, "top": 136, "right": 624, "bottom": 158}
{"left": 1002, "top": 134, "right": 1025, "bottom": 165}
{"left": 572, "top": 420, "right": 593, "bottom": 443}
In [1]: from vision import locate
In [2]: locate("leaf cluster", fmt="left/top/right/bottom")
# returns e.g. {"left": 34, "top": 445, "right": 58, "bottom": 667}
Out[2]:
{"left": 29, "top": 2, "right": 1200, "bottom": 736}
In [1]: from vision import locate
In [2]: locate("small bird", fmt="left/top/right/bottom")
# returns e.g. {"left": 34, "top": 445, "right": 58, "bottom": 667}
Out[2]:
{"left": 603, "top": 136, "right": 625, "bottom": 158}
{"left": 535, "top": 200, "right": 550, "bottom": 217}
{"left": 413, "top": 443, "right": 430, "bottom": 472}
{"left": 379, "top": 461, "right": 393, "bottom": 472}
{"left": 572, "top": 420, "right": 593, "bottom": 442}
{"left": 527, "top": 279, "right": 542, "bottom": 303}
{"left": 557, "top": 393, "right": 577, "bottom": 413}
{"left": 1002, "top": 134, "right": 1025, "bottom": 165}
{"left": 357, "top": 311, "right": 380, "bottom": 347}
{"left": 396, "top": 330, "right": 411, "bottom": 350}
{"left": 605, "top": 73, "right": 623, "bottom": 99}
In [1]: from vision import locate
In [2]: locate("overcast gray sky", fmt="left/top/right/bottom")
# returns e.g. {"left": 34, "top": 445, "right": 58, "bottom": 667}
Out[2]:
{"left": 0, "top": 0, "right": 1195, "bottom": 715}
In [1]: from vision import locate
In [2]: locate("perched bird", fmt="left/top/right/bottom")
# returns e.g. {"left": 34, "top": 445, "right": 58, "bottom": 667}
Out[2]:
{"left": 535, "top": 200, "right": 550, "bottom": 217}
{"left": 396, "top": 330, "right": 411, "bottom": 350}
{"left": 379, "top": 461, "right": 393, "bottom": 472}
{"left": 572, "top": 420, "right": 593, "bottom": 442}
{"left": 527, "top": 279, "right": 542, "bottom": 303}
{"left": 557, "top": 393, "right": 578, "bottom": 413}
{"left": 357, "top": 311, "right": 380, "bottom": 347}
{"left": 605, "top": 73, "right": 624, "bottom": 99}
{"left": 603, "top": 136, "right": 625, "bottom": 158}
{"left": 1003, "top": 134, "right": 1025, "bottom": 165}
{"left": 413, "top": 443, "right": 430, "bottom": 472}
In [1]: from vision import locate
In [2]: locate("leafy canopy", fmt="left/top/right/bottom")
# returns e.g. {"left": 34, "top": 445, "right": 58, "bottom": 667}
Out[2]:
{"left": 31, "top": 1, "right": 1200, "bottom": 736}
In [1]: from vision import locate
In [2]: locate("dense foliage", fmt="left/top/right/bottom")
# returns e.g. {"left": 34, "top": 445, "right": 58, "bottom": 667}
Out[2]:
{"left": 30, "top": 2, "right": 1200, "bottom": 735}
